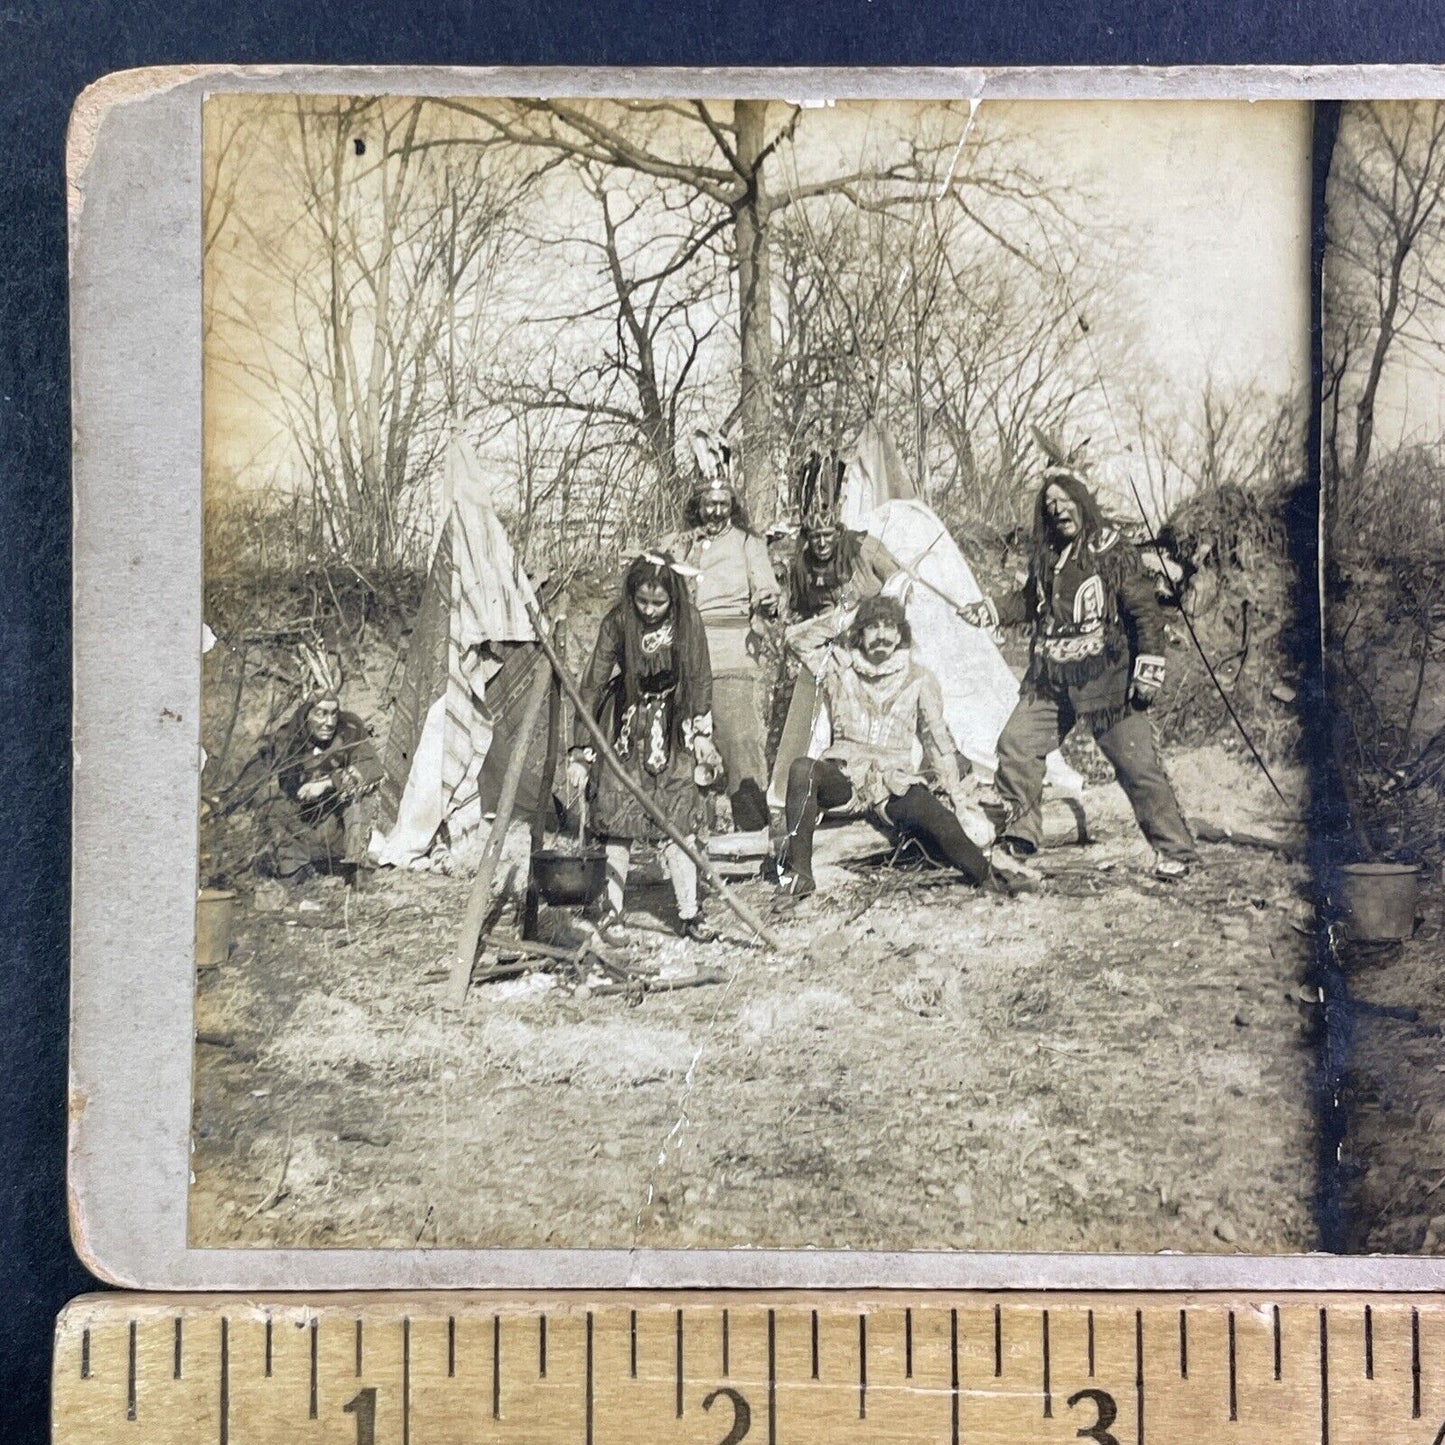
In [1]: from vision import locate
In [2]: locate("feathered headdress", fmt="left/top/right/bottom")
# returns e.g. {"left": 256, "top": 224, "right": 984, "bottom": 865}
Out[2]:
{"left": 296, "top": 641, "right": 343, "bottom": 701}
{"left": 797, "top": 450, "right": 847, "bottom": 531}
{"left": 1030, "top": 423, "right": 1092, "bottom": 488}
{"left": 689, "top": 430, "right": 734, "bottom": 496}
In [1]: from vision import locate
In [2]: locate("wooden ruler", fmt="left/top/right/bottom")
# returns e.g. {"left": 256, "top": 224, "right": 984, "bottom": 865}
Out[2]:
{"left": 52, "top": 1292, "right": 1445, "bottom": 1443}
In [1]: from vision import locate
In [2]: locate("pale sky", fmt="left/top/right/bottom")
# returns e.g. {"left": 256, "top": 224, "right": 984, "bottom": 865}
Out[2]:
{"left": 206, "top": 97, "right": 1312, "bottom": 506}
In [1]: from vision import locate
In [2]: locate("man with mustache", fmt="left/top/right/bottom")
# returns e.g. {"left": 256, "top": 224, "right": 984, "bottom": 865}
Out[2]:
{"left": 960, "top": 466, "right": 1197, "bottom": 880}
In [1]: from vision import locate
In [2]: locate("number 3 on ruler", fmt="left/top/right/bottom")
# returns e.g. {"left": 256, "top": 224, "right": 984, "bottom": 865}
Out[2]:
{"left": 1066, "top": 1387, "right": 1120, "bottom": 1445}
{"left": 702, "top": 1386, "right": 752, "bottom": 1443}
{"left": 344, "top": 1387, "right": 377, "bottom": 1445}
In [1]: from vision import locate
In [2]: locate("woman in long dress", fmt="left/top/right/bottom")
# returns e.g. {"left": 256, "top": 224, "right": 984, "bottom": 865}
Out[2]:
{"left": 570, "top": 552, "right": 725, "bottom": 943}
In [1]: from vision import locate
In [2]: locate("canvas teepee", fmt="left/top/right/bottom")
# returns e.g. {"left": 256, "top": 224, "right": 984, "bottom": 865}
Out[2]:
{"left": 371, "top": 433, "right": 538, "bottom": 867}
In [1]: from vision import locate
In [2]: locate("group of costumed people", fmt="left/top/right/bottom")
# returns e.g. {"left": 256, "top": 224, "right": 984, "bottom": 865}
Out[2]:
{"left": 563, "top": 433, "right": 1196, "bottom": 943}
{"left": 220, "top": 432, "right": 1197, "bottom": 936}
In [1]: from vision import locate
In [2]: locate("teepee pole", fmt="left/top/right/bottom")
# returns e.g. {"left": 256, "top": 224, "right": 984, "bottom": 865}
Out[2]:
{"left": 523, "top": 598, "right": 784, "bottom": 953}
{"left": 443, "top": 652, "right": 553, "bottom": 1010}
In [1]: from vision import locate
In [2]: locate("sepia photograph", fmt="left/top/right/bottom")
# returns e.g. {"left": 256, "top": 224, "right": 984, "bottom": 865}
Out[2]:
{"left": 1324, "top": 98, "right": 1445, "bottom": 1259}
{"left": 187, "top": 92, "right": 1318, "bottom": 1255}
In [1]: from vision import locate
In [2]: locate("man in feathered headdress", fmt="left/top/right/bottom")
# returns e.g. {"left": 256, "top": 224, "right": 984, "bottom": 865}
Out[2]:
{"left": 785, "top": 450, "right": 902, "bottom": 626}
{"left": 959, "top": 459, "right": 1197, "bottom": 880}
{"left": 655, "top": 430, "right": 781, "bottom": 832}
{"left": 219, "top": 644, "right": 383, "bottom": 884}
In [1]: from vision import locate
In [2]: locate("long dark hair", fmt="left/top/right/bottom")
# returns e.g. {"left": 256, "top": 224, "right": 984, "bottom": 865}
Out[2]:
{"left": 682, "top": 490, "right": 753, "bottom": 533}
{"left": 845, "top": 593, "right": 912, "bottom": 651}
{"left": 1031, "top": 469, "right": 1107, "bottom": 579}
{"left": 787, "top": 525, "right": 866, "bottom": 616}
{"left": 612, "top": 553, "right": 709, "bottom": 717}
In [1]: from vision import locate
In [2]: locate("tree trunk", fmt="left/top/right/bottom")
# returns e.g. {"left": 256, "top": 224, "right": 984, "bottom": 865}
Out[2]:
{"left": 734, "top": 101, "right": 775, "bottom": 522}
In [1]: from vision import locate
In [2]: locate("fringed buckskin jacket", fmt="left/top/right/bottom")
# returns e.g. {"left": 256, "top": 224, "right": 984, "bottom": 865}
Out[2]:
{"left": 985, "top": 526, "right": 1165, "bottom": 730}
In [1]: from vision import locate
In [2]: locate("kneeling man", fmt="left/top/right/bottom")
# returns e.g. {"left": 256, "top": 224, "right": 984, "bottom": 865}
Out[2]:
{"left": 773, "top": 594, "right": 1020, "bottom": 898}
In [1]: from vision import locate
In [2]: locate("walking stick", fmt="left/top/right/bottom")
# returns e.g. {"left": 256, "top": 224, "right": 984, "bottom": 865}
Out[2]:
{"left": 443, "top": 652, "right": 553, "bottom": 1010}
{"left": 523, "top": 596, "right": 784, "bottom": 953}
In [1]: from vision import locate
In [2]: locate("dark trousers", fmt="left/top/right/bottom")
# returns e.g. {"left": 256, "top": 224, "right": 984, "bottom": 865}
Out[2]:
{"left": 995, "top": 692, "right": 1197, "bottom": 862}
{"left": 780, "top": 757, "right": 992, "bottom": 888}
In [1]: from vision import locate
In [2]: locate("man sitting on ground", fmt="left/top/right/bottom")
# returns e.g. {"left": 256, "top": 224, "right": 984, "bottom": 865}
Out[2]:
{"left": 772, "top": 594, "right": 1027, "bottom": 899}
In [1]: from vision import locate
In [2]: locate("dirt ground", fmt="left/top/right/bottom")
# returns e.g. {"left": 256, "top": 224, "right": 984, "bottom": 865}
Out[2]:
{"left": 1338, "top": 882, "right": 1445, "bottom": 1255}
{"left": 191, "top": 744, "right": 1320, "bottom": 1255}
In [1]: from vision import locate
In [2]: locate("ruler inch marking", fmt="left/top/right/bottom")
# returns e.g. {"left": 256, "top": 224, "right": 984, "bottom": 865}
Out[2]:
{"left": 173, "top": 1316, "right": 183, "bottom": 1381}
{"left": 80, "top": 1326, "right": 91, "bottom": 1380}
{"left": 994, "top": 1303, "right": 1002, "bottom": 1377}
{"left": 402, "top": 1316, "right": 411, "bottom": 1445}
{"left": 859, "top": 1312, "right": 867, "bottom": 1419}
{"left": 1274, "top": 1302, "right": 1283, "bottom": 1381}
{"left": 1136, "top": 1308, "right": 1145, "bottom": 1445}
{"left": 1227, "top": 1310, "right": 1238, "bottom": 1422}
{"left": 811, "top": 1307, "right": 819, "bottom": 1380}
{"left": 1414, "top": 1308, "right": 1423, "bottom": 1419}
{"left": 126, "top": 1320, "right": 136, "bottom": 1422}
{"left": 219, "top": 1317, "right": 229, "bottom": 1445}
{"left": 1179, "top": 1308, "right": 1188, "bottom": 1379}
{"left": 1042, "top": 1307, "right": 1052, "bottom": 1417}
{"left": 539, "top": 1313, "right": 547, "bottom": 1378}
{"left": 354, "top": 1318, "right": 363, "bottom": 1378}
{"left": 905, "top": 1306, "right": 913, "bottom": 1379}
{"left": 447, "top": 1314, "right": 455, "bottom": 1378}
{"left": 768, "top": 1308, "right": 777, "bottom": 1445}
{"left": 492, "top": 1314, "right": 500, "bottom": 1420}
{"left": 585, "top": 1311, "right": 594, "bottom": 1445}
{"left": 1365, "top": 1304, "right": 1374, "bottom": 1380}
{"left": 309, "top": 1317, "right": 318, "bottom": 1420}
{"left": 675, "top": 1307, "right": 684, "bottom": 1419}
{"left": 264, "top": 1316, "right": 272, "bottom": 1378}
{"left": 1087, "top": 1308, "right": 1095, "bottom": 1378}
{"left": 950, "top": 1306, "right": 960, "bottom": 1445}
{"left": 629, "top": 1308, "right": 637, "bottom": 1379}
{"left": 722, "top": 1306, "right": 730, "bottom": 1377}
{"left": 1320, "top": 1306, "right": 1330, "bottom": 1445}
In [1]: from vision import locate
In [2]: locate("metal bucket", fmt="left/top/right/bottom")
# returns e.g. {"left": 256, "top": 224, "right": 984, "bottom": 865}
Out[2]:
{"left": 196, "top": 888, "right": 236, "bottom": 966}
{"left": 531, "top": 848, "right": 608, "bottom": 907}
{"left": 1338, "top": 862, "right": 1420, "bottom": 942}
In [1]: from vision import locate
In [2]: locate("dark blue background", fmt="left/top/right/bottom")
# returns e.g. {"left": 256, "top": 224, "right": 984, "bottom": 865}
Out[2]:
{"left": 5, "top": 6, "right": 1445, "bottom": 1443}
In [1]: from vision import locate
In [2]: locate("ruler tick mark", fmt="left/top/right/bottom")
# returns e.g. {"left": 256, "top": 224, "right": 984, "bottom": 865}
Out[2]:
{"left": 722, "top": 1308, "right": 730, "bottom": 1377}
{"left": 126, "top": 1320, "right": 137, "bottom": 1421}
{"left": 676, "top": 1309, "right": 684, "bottom": 1418}
{"left": 811, "top": 1308, "right": 819, "bottom": 1379}
{"left": 994, "top": 1303, "right": 1002, "bottom": 1377}
{"left": 309, "top": 1319, "right": 319, "bottom": 1420}
{"left": 355, "top": 1318, "right": 363, "bottom": 1378}
{"left": 1043, "top": 1308, "right": 1053, "bottom": 1417}
{"left": 492, "top": 1315, "right": 500, "bottom": 1420}
{"left": 629, "top": 1309, "right": 637, "bottom": 1378}
{"left": 1179, "top": 1309, "right": 1188, "bottom": 1379}
{"left": 586, "top": 1312, "right": 594, "bottom": 1445}
{"left": 1227, "top": 1311, "right": 1238, "bottom": 1422}
{"left": 1413, "top": 1308, "right": 1422, "bottom": 1419}
{"left": 264, "top": 1317, "right": 273, "bottom": 1378}
{"left": 447, "top": 1315, "right": 455, "bottom": 1378}
{"left": 768, "top": 1309, "right": 777, "bottom": 1445}
{"left": 905, "top": 1307, "right": 913, "bottom": 1379}
{"left": 1274, "top": 1303, "right": 1282, "bottom": 1381}
{"left": 80, "top": 1327, "right": 90, "bottom": 1380}
{"left": 402, "top": 1317, "right": 411, "bottom": 1445}
{"left": 219, "top": 1317, "right": 230, "bottom": 1445}
{"left": 950, "top": 1308, "right": 960, "bottom": 1445}
{"left": 859, "top": 1314, "right": 867, "bottom": 1419}
{"left": 539, "top": 1313, "right": 547, "bottom": 1378}
{"left": 173, "top": 1317, "right": 183, "bottom": 1381}
{"left": 1364, "top": 1305, "right": 1373, "bottom": 1380}
{"left": 1087, "top": 1309, "right": 1095, "bottom": 1377}
{"left": 1135, "top": 1309, "right": 1145, "bottom": 1445}
{"left": 1319, "top": 1307, "right": 1330, "bottom": 1445}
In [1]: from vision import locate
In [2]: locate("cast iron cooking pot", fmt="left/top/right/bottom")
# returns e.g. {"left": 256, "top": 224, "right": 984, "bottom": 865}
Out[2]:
{"left": 530, "top": 846, "right": 608, "bottom": 907}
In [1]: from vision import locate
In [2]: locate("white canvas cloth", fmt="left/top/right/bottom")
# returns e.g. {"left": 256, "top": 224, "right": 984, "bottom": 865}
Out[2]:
{"left": 372, "top": 434, "right": 535, "bottom": 868}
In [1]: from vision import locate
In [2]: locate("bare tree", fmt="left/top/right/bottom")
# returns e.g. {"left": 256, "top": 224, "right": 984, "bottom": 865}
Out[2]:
{"left": 1325, "top": 102, "right": 1445, "bottom": 503}
{"left": 206, "top": 97, "right": 527, "bottom": 573}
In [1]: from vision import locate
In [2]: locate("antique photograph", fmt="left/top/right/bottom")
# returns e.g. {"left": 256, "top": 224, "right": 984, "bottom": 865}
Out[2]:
{"left": 189, "top": 93, "right": 1316, "bottom": 1253}
{"left": 1324, "top": 98, "right": 1445, "bottom": 1258}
